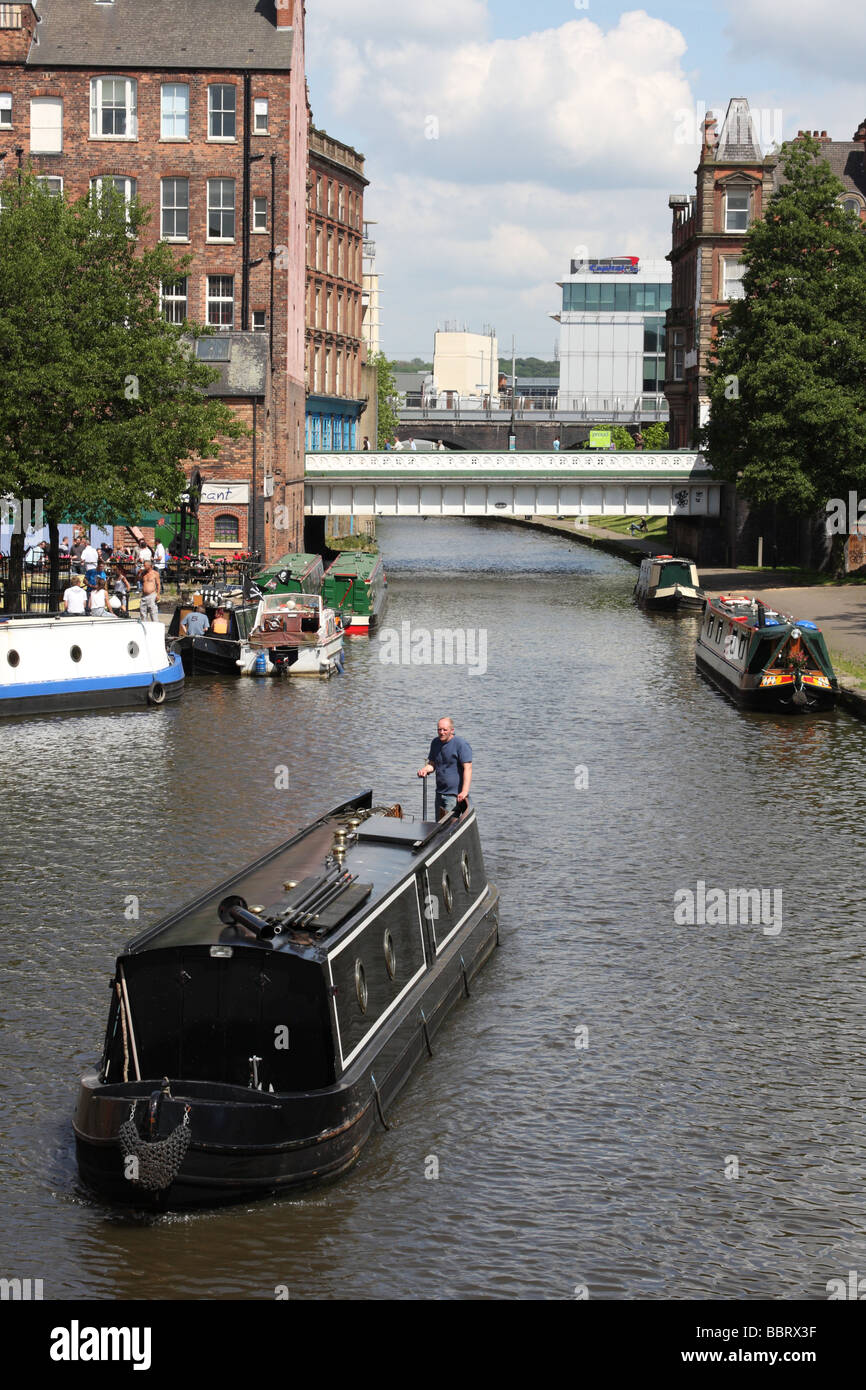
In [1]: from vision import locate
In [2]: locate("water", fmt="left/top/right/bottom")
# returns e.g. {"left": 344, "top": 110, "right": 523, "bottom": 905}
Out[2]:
{"left": 1, "top": 517, "right": 864, "bottom": 1300}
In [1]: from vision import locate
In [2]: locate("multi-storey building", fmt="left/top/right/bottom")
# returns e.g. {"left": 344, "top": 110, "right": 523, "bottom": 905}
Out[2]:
{"left": 553, "top": 255, "right": 671, "bottom": 417}
{"left": 305, "top": 125, "right": 367, "bottom": 450}
{"left": 665, "top": 100, "right": 866, "bottom": 449}
{"left": 0, "top": 0, "right": 308, "bottom": 560}
{"left": 361, "top": 219, "right": 381, "bottom": 355}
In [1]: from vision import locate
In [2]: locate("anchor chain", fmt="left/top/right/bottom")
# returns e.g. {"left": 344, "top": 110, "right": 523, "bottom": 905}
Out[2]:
{"left": 118, "top": 1104, "right": 191, "bottom": 1192}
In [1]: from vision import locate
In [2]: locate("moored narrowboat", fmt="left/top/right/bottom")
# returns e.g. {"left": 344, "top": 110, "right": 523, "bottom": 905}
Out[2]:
{"left": 73, "top": 790, "right": 499, "bottom": 1206}
{"left": 167, "top": 585, "right": 260, "bottom": 676}
{"left": 252, "top": 552, "right": 324, "bottom": 597}
{"left": 696, "top": 594, "right": 838, "bottom": 712}
{"left": 0, "top": 611, "right": 183, "bottom": 715}
{"left": 238, "top": 591, "right": 344, "bottom": 676}
{"left": 634, "top": 554, "right": 705, "bottom": 610}
{"left": 321, "top": 551, "right": 387, "bottom": 635}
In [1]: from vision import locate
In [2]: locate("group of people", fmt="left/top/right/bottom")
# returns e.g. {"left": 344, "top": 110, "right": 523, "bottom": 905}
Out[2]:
{"left": 57, "top": 534, "right": 164, "bottom": 621}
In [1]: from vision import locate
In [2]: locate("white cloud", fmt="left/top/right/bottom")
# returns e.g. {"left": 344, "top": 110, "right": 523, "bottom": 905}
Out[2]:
{"left": 306, "top": 6, "right": 697, "bottom": 353}
{"left": 724, "top": 0, "right": 866, "bottom": 84}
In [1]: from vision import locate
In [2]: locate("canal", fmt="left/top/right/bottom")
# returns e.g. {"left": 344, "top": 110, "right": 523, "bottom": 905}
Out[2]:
{"left": 1, "top": 517, "right": 864, "bottom": 1299}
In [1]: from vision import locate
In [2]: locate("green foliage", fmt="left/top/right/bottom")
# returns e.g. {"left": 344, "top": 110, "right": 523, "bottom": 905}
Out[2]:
{"left": 640, "top": 422, "right": 669, "bottom": 449}
{"left": 0, "top": 173, "right": 245, "bottom": 538}
{"left": 370, "top": 350, "right": 399, "bottom": 448}
{"left": 579, "top": 425, "right": 636, "bottom": 450}
{"left": 703, "top": 136, "right": 866, "bottom": 511}
{"left": 392, "top": 358, "right": 432, "bottom": 372}
{"left": 498, "top": 357, "right": 559, "bottom": 378}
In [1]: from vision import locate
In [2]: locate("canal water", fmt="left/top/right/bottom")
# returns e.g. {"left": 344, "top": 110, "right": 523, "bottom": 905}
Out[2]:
{"left": 1, "top": 517, "right": 864, "bottom": 1300}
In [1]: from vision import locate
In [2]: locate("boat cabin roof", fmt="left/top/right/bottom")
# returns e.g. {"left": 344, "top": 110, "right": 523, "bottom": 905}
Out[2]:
{"left": 126, "top": 792, "right": 464, "bottom": 958}
{"left": 707, "top": 594, "right": 822, "bottom": 634}
{"left": 324, "top": 551, "right": 381, "bottom": 579}
{"left": 254, "top": 552, "right": 321, "bottom": 583}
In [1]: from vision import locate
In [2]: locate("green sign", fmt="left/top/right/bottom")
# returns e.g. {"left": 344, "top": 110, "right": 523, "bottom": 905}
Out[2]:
{"left": 589, "top": 429, "right": 611, "bottom": 449}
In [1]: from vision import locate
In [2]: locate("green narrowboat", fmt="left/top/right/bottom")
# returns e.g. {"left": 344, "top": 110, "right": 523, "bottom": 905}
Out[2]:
{"left": 321, "top": 551, "right": 387, "bottom": 635}
{"left": 253, "top": 552, "right": 324, "bottom": 596}
{"left": 696, "top": 594, "right": 839, "bottom": 712}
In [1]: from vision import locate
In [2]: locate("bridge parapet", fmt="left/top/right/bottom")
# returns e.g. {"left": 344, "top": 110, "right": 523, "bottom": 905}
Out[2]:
{"left": 306, "top": 450, "right": 708, "bottom": 477}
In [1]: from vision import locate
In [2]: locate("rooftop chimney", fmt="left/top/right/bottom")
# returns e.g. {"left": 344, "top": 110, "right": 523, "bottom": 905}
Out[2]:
{"left": 854, "top": 118, "right": 866, "bottom": 143}
{"left": 275, "top": 0, "right": 293, "bottom": 29}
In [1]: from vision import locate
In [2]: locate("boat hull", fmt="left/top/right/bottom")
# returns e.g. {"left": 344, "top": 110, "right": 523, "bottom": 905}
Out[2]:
{"left": 638, "top": 589, "right": 705, "bottom": 612}
{"left": 696, "top": 649, "right": 837, "bottom": 712}
{"left": 172, "top": 634, "right": 243, "bottom": 676}
{"left": 73, "top": 885, "right": 499, "bottom": 1206}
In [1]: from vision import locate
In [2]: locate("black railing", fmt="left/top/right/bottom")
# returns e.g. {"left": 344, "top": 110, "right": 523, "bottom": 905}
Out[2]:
{"left": 0, "top": 555, "right": 73, "bottom": 613}
{"left": 164, "top": 554, "right": 262, "bottom": 591}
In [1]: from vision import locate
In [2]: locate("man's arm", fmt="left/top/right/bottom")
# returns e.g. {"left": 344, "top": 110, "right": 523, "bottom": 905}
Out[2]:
{"left": 458, "top": 762, "right": 472, "bottom": 800}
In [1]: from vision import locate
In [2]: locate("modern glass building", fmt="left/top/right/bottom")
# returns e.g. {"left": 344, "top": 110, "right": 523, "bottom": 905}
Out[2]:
{"left": 552, "top": 256, "right": 672, "bottom": 413}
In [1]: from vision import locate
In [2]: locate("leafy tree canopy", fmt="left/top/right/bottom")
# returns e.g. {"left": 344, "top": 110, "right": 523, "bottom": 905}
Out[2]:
{"left": 703, "top": 135, "right": 866, "bottom": 512}
{"left": 0, "top": 174, "right": 245, "bottom": 533}
{"left": 369, "top": 351, "right": 400, "bottom": 448}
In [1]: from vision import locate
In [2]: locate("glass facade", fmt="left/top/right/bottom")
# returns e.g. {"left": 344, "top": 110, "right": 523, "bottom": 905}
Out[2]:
{"left": 562, "top": 281, "right": 672, "bottom": 313}
{"left": 306, "top": 412, "right": 357, "bottom": 451}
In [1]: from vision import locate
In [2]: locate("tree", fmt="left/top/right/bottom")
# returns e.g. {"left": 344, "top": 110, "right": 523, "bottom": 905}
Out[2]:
{"left": 703, "top": 136, "right": 866, "bottom": 514}
{"left": 0, "top": 174, "right": 244, "bottom": 606}
{"left": 370, "top": 351, "right": 399, "bottom": 448}
{"left": 641, "top": 422, "right": 669, "bottom": 450}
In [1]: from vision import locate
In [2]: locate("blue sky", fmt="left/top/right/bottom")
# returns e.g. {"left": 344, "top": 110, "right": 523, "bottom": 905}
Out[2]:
{"left": 306, "top": 1, "right": 865, "bottom": 358}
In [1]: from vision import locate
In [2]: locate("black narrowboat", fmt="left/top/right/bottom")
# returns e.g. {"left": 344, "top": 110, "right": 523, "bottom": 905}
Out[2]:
{"left": 73, "top": 790, "right": 500, "bottom": 1207}
{"left": 696, "top": 594, "right": 839, "bottom": 712}
{"left": 167, "top": 584, "right": 259, "bottom": 676}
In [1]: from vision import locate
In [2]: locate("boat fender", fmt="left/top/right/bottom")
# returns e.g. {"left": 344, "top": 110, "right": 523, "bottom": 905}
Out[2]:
{"left": 117, "top": 1103, "right": 191, "bottom": 1192}
{"left": 148, "top": 681, "right": 166, "bottom": 706}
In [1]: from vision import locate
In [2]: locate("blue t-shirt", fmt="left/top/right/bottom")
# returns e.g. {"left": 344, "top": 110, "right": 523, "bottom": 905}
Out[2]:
{"left": 183, "top": 611, "right": 210, "bottom": 637}
{"left": 428, "top": 735, "right": 472, "bottom": 796}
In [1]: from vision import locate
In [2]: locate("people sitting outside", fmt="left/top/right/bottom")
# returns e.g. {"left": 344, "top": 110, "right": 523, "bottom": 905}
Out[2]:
{"left": 211, "top": 607, "right": 229, "bottom": 635}
{"left": 181, "top": 607, "right": 210, "bottom": 638}
{"left": 87, "top": 578, "right": 114, "bottom": 615}
{"left": 61, "top": 575, "right": 87, "bottom": 614}
{"left": 112, "top": 567, "right": 131, "bottom": 614}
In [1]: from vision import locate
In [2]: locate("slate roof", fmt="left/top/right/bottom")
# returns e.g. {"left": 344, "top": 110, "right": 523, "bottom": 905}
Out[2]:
{"left": 28, "top": 0, "right": 294, "bottom": 70}
{"left": 715, "top": 97, "right": 762, "bottom": 162}
{"left": 772, "top": 139, "right": 866, "bottom": 202}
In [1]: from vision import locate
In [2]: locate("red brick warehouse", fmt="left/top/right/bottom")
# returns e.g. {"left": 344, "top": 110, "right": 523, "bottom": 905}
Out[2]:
{"left": 0, "top": 0, "right": 309, "bottom": 562}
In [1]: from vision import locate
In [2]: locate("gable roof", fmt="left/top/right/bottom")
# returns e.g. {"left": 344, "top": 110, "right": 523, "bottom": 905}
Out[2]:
{"left": 27, "top": 0, "right": 294, "bottom": 71}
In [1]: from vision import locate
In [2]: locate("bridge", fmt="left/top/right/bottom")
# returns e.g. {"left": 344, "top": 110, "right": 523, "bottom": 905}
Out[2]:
{"left": 395, "top": 398, "right": 669, "bottom": 451}
{"left": 304, "top": 451, "right": 718, "bottom": 518}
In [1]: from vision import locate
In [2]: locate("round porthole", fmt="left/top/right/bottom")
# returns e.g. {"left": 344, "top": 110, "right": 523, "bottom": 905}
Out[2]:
{"left": 70, "top": 645, "right": 82, "bottom": 663}
{"left": 128, "top": 641, "right": 139, "bottom": 658}
{"left": 7, "top": 650, "right": 19, "bottom": 668}
{"left": 461, "top": 852, "right": 472, "bottom": 892}
{"left": 442, "top": 872, "right": 453, "bottom": 914}
{"left": 354, "top": 959, "right": 368, "bottom": 1013}
{"left": 383, "top": 929, "right": 397, "bottom": 980}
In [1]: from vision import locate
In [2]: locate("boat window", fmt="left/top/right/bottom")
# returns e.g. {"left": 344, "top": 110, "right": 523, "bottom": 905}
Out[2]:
{"left": 128, "top": 641, "right": 139, "bottom": 658}
{"left": 7, "top": 650, "right": 19, "bottom": 667}
{"left": 383, "top": 929, "right": 396, "bottom": 980}
{"left": 462, "top": 851, "right": 472, "bottom": 892}
{"left": 715, "top": 621, "right": 723, "bottom": 643}
{"left": 659, "top": 561, "right": 693, "bottom": 587}
{"left": 442, "top": 871, "right": 453, "bottom": 914}
{"left": 70, "top": 645, "right": 82, "bottom": 663}
{"left": 354, "top": 960, "right": 368, "bottom": 1013}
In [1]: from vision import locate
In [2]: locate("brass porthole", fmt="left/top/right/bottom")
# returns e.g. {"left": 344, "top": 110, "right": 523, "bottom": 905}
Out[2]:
{"left": 7, "top": 650, "right": 19, "bottom": 668}
{"left": 70, "top": 645, "right": 82, "bottom": 663}
{"left": 383, "top": 929, "right": 397, "bottom": 980}
{"left": 355, "top": 959, "right": 368, "bottom": 1013}
{"left": 442, "top": 871, "right": 453, "bottom": 914}
{"left": 461, "top": 851, "right": 472, "bottom": 892}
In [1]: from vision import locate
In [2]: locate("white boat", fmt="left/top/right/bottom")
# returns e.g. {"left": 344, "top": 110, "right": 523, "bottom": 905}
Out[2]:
{"left": 0, "top": 612, "right": 184, "bottom": 716}
{"left": 237, "top": 592, "right": 344, "bottom": 677}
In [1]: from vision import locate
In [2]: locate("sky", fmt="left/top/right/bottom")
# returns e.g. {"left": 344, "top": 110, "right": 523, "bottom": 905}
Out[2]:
{"left": 305, "top": 0, "right": 866, "bottom": 359}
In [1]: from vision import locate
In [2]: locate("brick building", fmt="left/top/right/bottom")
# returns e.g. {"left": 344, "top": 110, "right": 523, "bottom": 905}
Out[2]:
{"left": 665, "top": 99, "right": 866, "bottom": 450}
{"left": 305, "top": 125, "right": 368, "bottom": 451}
{"left": 0, "top": 0, "right": 308, "bottom": 561}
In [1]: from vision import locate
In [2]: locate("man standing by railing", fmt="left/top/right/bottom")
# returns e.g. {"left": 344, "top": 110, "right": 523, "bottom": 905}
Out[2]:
{"left": 139, "top": 561, "right": 161, "bottom": 623}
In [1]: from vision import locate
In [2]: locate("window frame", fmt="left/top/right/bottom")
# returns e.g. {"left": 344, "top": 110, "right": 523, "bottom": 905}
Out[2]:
{"left": 213, "top": 513, "right": 240, "bottom": 544}
{"left": 0, "top": 91, "right": 12, "bottom": 129}
{"left": 207, "top": 274, "right": 235, "bottom": 328}
{"left": 253, "top": 97, "right": 269, "bottom": 134}
{"left": 160, "top": 82, "right": 190, "bottom": 141}
{"left": 208, "top": 84, "right": 237, "bottom": 142}
{"left": 252, "top": 195, "right": 268, "bottom": 233}
{"left": 35, "top": 174, "right": 63, "bottom": 197}
{"left": 724, "top": 185, "right": 750, "bottom": 234}
{"left": 90, "top": 76, "right": 137, "bottom": 141}
{"left": 160, "top": 276, "right": 189, "bottom": 325}
{"left": 207, "top": 178, "right": 236, "bottom": 243}
{"left": 160, "top": 177, "right": 190, "bottom": 242}
{"left": 721, "top": 256, "right": 745, "bottom": 302}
